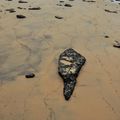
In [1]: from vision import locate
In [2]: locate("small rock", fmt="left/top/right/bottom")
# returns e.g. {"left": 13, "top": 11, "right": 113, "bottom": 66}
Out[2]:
{"left": 25, "top": 72, "right": 35, "bottom": 78}
{"left": 82, "top": 0, "right": 96, "bottom": 2}
{"left": 56, "top": 3, "right": 63, "bottom": 6}
{"left": 59, "top": 1, "right": 64, "bottom": 3}
{"left": 17, "top": 7, "right": 23, "bottom": 9}
{"left": 18, "top": 0, "right": 28, "bottom": 3}
{"left": 113, "top": 41, "right": 120, "bottom": 48}
{"left": 104, "top": 35, "right": 109, "bottom": 38}
{"left": 105, "top": 9, "right": 117, "bottom": 13}
{"left": 16, "top": 15, "right": 26, "bottom": 19}
{"left": 28, "top": 7, "right": 41, "bottom": 10}
{"left": 55, "top": 16, "right": 63, "bottom": 19}
{"left": 64, "top": 4, "right": 72, "bottom": 7}
{"left": 17, "top": 7, "right": 26, "bottom": 10}
{"left": 5, "top": 8, "right": 16, "bottom": 13}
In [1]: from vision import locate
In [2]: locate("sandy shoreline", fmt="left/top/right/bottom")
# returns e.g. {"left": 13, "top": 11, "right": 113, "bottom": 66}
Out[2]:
{"left": 0, "top": 0, "right": 120, "bottom": 120}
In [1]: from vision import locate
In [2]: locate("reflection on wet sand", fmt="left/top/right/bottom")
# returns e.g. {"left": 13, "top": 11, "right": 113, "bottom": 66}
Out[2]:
{"left": 0, "top": 0, "right": 120, "bottom": 120}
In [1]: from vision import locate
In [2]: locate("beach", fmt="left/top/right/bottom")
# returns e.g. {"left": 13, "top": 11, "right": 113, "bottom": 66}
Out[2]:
{"left": 0, "top": 0, "right": 120, "bottom": 120}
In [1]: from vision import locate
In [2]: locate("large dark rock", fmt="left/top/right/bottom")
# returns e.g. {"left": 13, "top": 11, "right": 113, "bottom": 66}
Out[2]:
{"left": 58, "top": 48, "right": 86, "bottom": 100}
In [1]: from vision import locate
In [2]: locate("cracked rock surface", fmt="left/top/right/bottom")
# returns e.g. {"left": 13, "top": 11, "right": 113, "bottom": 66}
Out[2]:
{"left": 58, "top": 48, "right": 86, "bottom": 100}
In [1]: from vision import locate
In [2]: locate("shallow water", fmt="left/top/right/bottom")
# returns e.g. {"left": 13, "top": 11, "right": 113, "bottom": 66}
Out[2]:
{"left": 0, "top": 0, "right": 120, "bottom": 120}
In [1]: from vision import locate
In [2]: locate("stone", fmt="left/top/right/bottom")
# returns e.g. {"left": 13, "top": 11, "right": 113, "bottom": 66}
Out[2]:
{"left": 56, "top": 3, "right": 63, "bottom": 6}
{"left": 18, "top": 0, "right": 28, "bottom": 3}
{"left": 58, "top": 48, "right": 86, "bottom": 100}
{"left": 16, "top": 15, "right": 26, "bottom": 19}
{"left": 59, "top": 1, "right": 64, "bottom": 3}
{"left": 104, "top": 9, "right": 117, "bottom": 13}
{"left": 104, "top": 35, "right": 109, "bottom": 38}
{"left": 113, "top": 41, "right": 120, "bottom": 48}
{"left": 64, "top": 4, "right": 72, "bottom": 7}
{"left": 25, "top": 72, "right": 35, "bottom": 78}
{"left": 55, "top": 16, "right": 63, "bottom": 19}
{"left": 17, "top": 7, "right": 23, "bottom": 9}
{"left": 28, "top": 7, "right": 41, "bottom": 10}
{"left": 5, "top": 8, "right": 16, "bottom": 13}
{"left": 82, "top": 0, "right": 96, "bottom": 2}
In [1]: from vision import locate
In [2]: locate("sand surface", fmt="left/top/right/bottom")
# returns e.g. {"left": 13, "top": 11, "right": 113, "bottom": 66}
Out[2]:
{"left": 0, "top": 0, "right": 120, "bottom": 120}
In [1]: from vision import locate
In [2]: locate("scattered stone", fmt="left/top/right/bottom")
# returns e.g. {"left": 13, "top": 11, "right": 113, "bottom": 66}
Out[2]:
{"left": 5, "top": 8, "right": 16, "bottom": 13}
{"left": 18, "top": 0, "right": 28, "bottom": 3}
{"left": 28, "top": 7, "right": 41, "bottom": 10}
{"left": 16, "top": 15, "right": 26, "bottom": 19}
{"left": 55, "top": 16, "right": 63, "bottom": 19}
{"left": 82, "top": 0, "right": 96, "bottom": 2}
{"left": 104, "top": 35, "right": 109, "bottom": 38}
{"left": 17, "top": 7, "right": 26, "bottom": 10}
{"left": 59, "top": 0, "right": 64, "bottom": 3}
{"left": 56, "top": 3, "right": 63, "bottom": 6}
{"left": 25, "top": 72, "right": 35, "bottom": 78}
{"left": 64, "top": 4, "right": 72, "bottom": 7}
{"left": 113, "top": 41, "right": 120, "bottom": 48}
{"left": 17, "top": 7, "right": 23, "bottom": 9}
{"left": 105, "top": 9, "right": 117, "bottom": 13}
{"left": 58, "top": 48, "right": 86, "bottom": 100}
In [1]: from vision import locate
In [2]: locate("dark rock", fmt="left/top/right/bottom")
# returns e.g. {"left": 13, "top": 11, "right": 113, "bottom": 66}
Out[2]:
{"left": 5, "top": 8, "right": 16, "bottom": 13}
{"left": 18, "top": 0, "right": 28, "bottom": 3}
{"left": 17, "top": 7, "right": 26, "bottom": 10}
{"left": 82, "top": 0, "right": 96, "bottom": 2}
{"left": 55, "top": 16, "right": 63, "bottom": 19}
{"left": 28, "top": 7, "right": 41, "bottom": 10}
{"left": 58, "top": 48, "right": 86, "bottom": 100}
{"left": 16, "top": 15, "right": 26, "bottom": 19}
{"left": 56, "top": 3, "right": 63, "bottom": 6}
{"left": 104, "top": 9, "right": 117, "bottom": 13}
{"left": 17, "top": 7, "right": 23, "bottom": 9}
{"left": 104, "top": 35, "right": 109, "bottom": 38}
{"left": 59, "top": 1, "right": 64, "bottom": 3}
{"left": 113, "top": 41, "right": 120, "bottom": 48}
{"left": 64, "top": 4, "right": 72, "bottom": 7}
{"left": 25, "top": 72, "right": 35, "bottom": 78}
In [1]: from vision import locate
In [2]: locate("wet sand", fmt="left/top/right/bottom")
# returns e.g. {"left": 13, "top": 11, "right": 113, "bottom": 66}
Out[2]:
{"left": 0, "top": 0, "right": 120, "bottom": 120}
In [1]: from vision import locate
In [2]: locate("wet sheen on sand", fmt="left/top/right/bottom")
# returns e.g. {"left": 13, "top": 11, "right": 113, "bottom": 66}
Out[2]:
{"left": 0, "top": 0, "right": 120, "bottom": 120}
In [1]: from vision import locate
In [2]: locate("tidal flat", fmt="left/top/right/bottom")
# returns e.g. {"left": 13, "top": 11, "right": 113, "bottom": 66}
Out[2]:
{"left": 0, "top": 0, "right": 120, "bottom": 120}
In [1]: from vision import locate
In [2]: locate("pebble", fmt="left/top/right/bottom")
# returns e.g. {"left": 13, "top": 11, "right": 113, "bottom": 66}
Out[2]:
{"left": 55, "top": 16, "right": 63, "bottom": 19}
{"left": 16, "top": 15, "right": 26, "bottom": 19}
{"left": 25, "top": 72, "right": 35, "bottom": 78}
{"left": 18, "top": 0, "right": 28, "bottom": 3}
{"left": 104, "top": 35, "right": 109, "bottom": 38}
{"left": 28, "top": 7, "right": 41, "bottom": 10}
{"left": 64, "top": 4, "right": 72, "bottom": 7}
{"left": 113, "top": 41, "right": 120, "bottom": 48}
{"left": 5, "top": 8, "right": 16, "bottom": 13}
